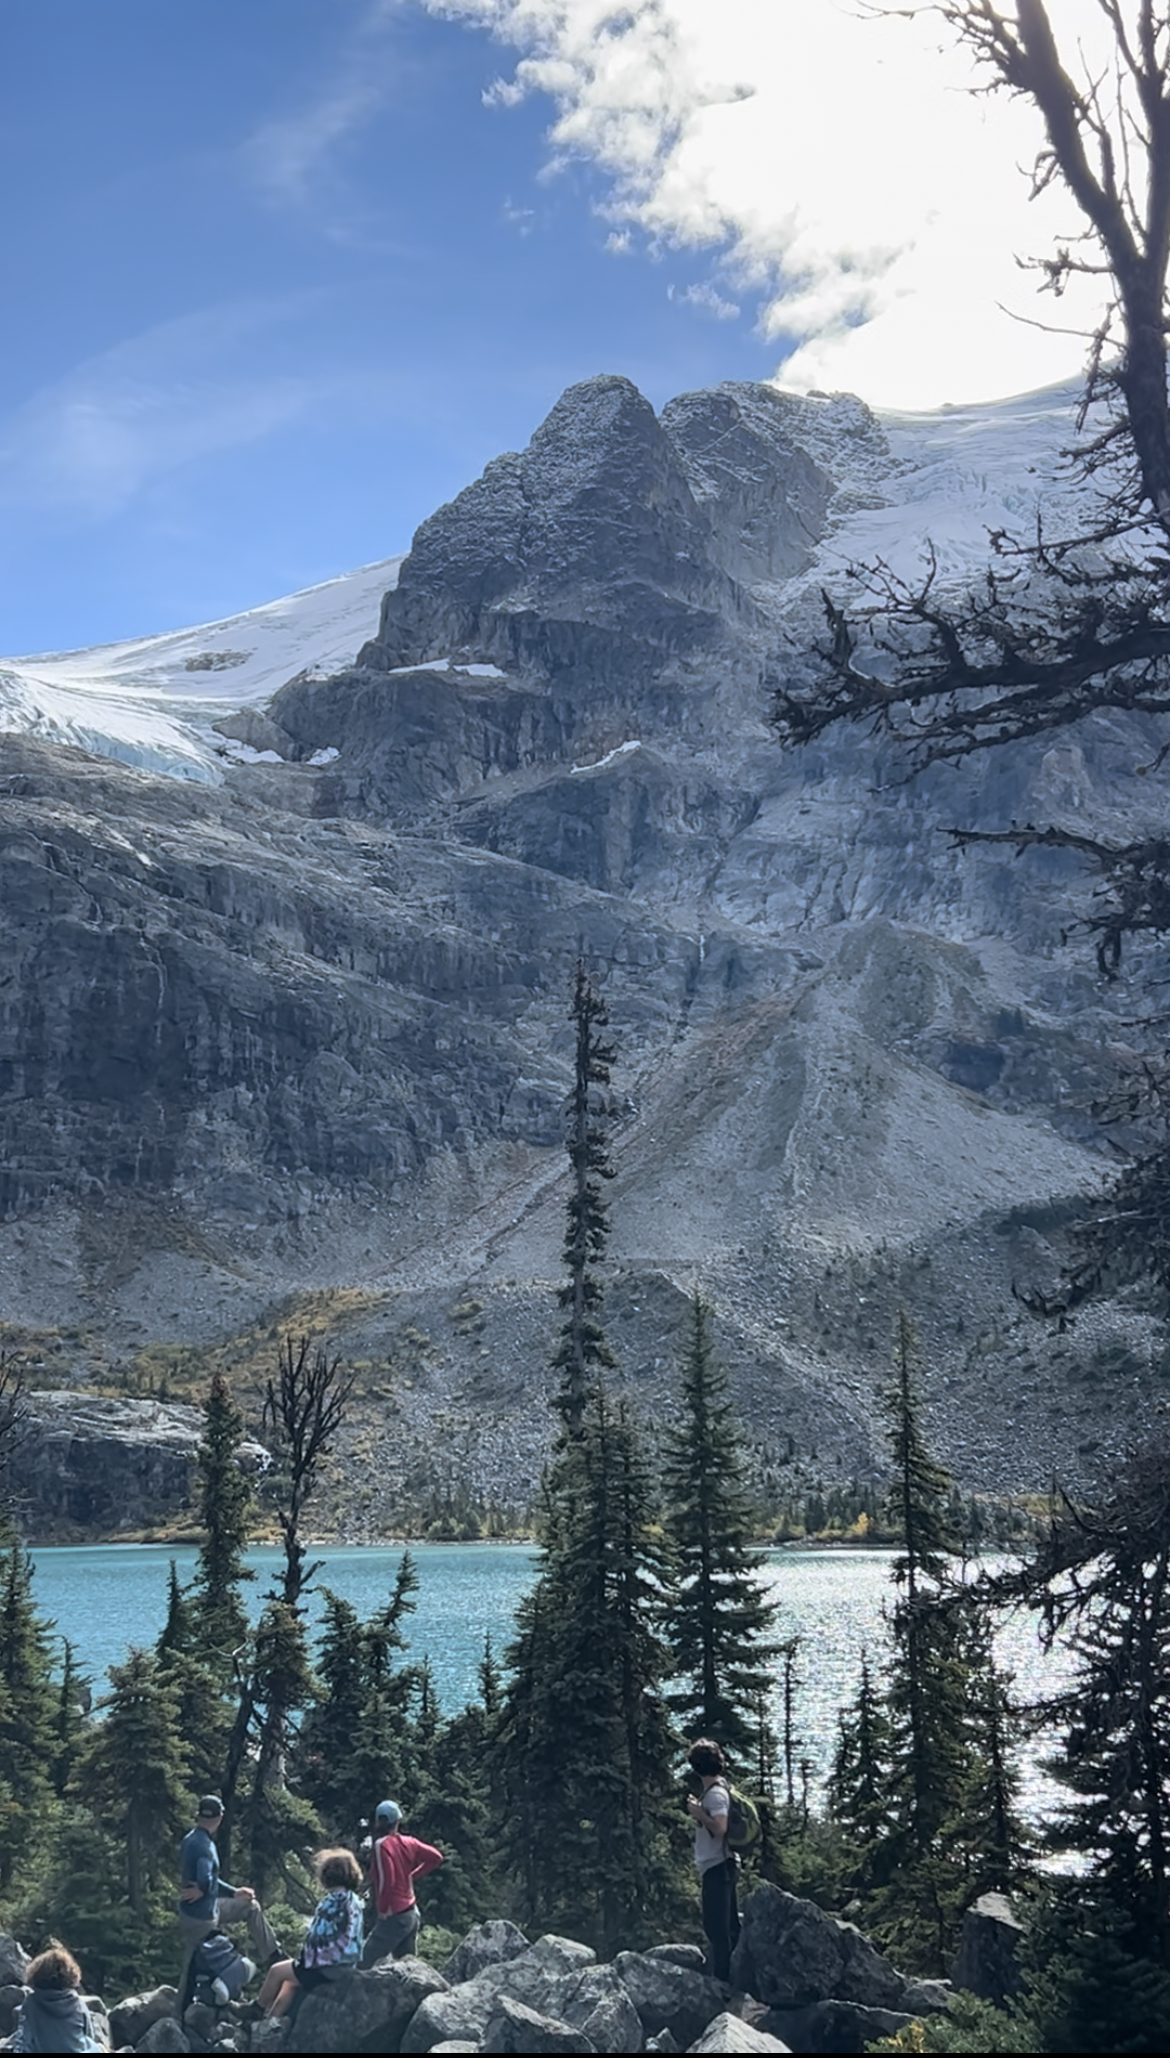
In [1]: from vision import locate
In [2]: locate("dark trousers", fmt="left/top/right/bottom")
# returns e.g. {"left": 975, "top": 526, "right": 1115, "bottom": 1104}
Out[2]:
{"left": 700, "top": 1855, "right": 740, "bottom": 1983}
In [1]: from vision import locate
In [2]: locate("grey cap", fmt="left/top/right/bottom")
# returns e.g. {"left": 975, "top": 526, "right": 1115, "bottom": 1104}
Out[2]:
{"left": 375, "top": 1799, "right": 401, "bottom": 1828}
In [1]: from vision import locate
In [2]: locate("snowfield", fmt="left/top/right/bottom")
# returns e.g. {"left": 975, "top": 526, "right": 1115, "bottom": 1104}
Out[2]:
{"left": 0, "top": 375, "right": 1090, "bottom": 784}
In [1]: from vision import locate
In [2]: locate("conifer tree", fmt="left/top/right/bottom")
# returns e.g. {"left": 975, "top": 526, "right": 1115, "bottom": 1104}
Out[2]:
{"left": 554, "top": 963, "right": 617, "bottom": 1439}
{"left": 0, "top": 1529, "right": 61, "bottom": 1890}
{"left": 836, "top": 1313, "right": 1024, "bottom": 1968}
{"left": 297, "top": 1555, "right": 423, "bottom": 1843}
{"left": 828, "top": 1650, "right": 894, "bottom": 1878}
{"left": 662, "top": 1290, "right": 780, "bottom": 1762}
{"left": 76, "top": 1648, "right": 188, "bottom": 1915}
{"left": 1006, "top": 1435, "right": 1170, "bottom": 2046}
{"left": 191, "top": 1370, "right": 254, "bottom": 1667}
{"left": 497, "top": 1398, "right": 682, "bottom": 1952}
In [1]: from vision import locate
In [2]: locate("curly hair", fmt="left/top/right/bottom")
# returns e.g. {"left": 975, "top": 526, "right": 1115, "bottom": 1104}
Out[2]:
{"left": 27, "top": 1945, "right": 83, "bottom": 1992}
{"left": 315, "top": 1846, "right": 363, "bottom": 1892}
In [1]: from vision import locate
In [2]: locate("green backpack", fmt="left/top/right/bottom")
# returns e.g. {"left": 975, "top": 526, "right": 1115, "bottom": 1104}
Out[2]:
{"left": 724, "top": 1783, "right": 763, "bottom": 1852}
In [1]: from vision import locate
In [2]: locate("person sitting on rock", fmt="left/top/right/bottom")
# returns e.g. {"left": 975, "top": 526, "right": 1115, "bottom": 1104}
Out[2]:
{"left": 257, "top": 1848, "right": 365, "bottom": 2019}
{"left": 685, "top": 1737, "right": 740, "bottom": 1984}
{"left": 360, "top": 1799, "right": 443, "bottom": 1966}
{"left": 176, "top": 1795, "right": 281, "bottom": 2011}
{"left": 11, "top": 1944, "right": 101, "bottom": 2053}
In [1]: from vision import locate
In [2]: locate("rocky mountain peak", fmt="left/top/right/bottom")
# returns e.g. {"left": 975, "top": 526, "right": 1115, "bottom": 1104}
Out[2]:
{"left": 1, "top": 370, "right": 1162, "bottom": 1530}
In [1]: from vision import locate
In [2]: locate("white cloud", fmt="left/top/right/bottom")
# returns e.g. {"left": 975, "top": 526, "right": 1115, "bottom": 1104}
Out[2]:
{"left": 669, "top": 280, "right": 738, "bottom": 321}
{"left": 426, "top": 0, "right": 1125, "bottom": 408}
{"left": 0, "top": 304, "right": 316, "bottom": 521}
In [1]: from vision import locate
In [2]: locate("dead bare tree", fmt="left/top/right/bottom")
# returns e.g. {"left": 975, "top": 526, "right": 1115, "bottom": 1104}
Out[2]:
{"left": 774, "top": 4, "right": 1170, "bottom": 944}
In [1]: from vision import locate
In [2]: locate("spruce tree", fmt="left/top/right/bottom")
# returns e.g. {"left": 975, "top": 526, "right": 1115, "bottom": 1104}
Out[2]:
{"left": 191, "top": 1370, "right": 254, "bottom": 1667}
{"left": 497, "top": 1398, "right": 682, "bottom": 1952}
{"left": 297, "top": 1556, "right": 423, "bottom": 1844}
{"left": 0, "top": 1529, "right": 62, "bottom": 1891}
{"left": 839, "top": 1312, "right": 1024, "bottom": 1968}
{"left": 554, "top": 963, "right": 617, "bottom": 1439}
{"left": 1010, "top": 1436, "right": 1170, "bottom": 2047}
{"left": 76, "top": 1648, "right": 188, "bottom": 1915}
{"left": 662, "top": 1290, "right": 780, "bottom": 1762}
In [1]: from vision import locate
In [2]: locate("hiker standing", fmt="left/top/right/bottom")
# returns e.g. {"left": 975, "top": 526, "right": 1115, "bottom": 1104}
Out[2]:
{"left": 685, "top": 1737, "right": 740, "bottom": 1983}
{"left": 176, "top": 1795, "right": 280, "bottom": 2008}
{"left": 360, "top": 1799, "right": 443, "bottom": 1966}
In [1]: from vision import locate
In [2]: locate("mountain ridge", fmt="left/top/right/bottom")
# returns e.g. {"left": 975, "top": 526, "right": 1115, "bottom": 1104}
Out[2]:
{"left": 1, "top": 371, "right": 1161, "bottom": 1536}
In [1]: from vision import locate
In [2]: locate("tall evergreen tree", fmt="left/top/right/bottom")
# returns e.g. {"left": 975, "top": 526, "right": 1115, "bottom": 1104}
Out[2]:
{"left": 191, "top": 1371, "right": 254, "bottom": 1667}
{"left": 662, "top": 1290, "right": 780, "bottom": 1762}
{"left": 296, "top": 1554, "right": 423, "bottom": 1844}
{"left": 834, "top": 1312, "right": 1024, "bottom": 1969}
{"left": 497, "top": 1400, "right": 682, "bottom": 1952}
{"left": 76, "top": 1648, "right": 188, "bottom": 1916}
{"left": 0, "top": 1529, "right": 61, "bottom": 1891}
{"left": 1002, "top": 1435, "right": 1170, "bottom": 2049}
{"left": 554, "top": 963, "right": 617, "bottom": 1439}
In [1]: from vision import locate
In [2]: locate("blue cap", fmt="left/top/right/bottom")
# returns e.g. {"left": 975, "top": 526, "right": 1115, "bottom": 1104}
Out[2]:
{"left": 375, "top": 1799, "right": 401, "bottom": 1827}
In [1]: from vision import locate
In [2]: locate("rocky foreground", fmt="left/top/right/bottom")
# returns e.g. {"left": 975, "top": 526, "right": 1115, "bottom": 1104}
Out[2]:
{"left": 0, "top": 1885, "right": 1022, "bottom": 2055}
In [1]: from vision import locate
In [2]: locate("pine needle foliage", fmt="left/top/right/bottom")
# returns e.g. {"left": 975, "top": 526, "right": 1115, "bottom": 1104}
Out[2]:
{"left": 554, "top": 963, "right": 617, "bottom": 1439}
{"left": 497, "top": 1398, "right": 683, "bottom": 1952}
{"left": 662, "top": 1290, "right": 780, "bottom": 1763}
{"left": 191, "top": 1370, "right": 254, "bottom": 1666}
{"left": 0, "top": 1529, "right": 61, "bottom": 1892}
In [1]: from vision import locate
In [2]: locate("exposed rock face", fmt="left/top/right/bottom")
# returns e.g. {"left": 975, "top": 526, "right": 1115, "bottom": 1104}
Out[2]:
{"left": 15, "top": 1393, "right": 265, "bottom": 1537}
{"left": 2, "top": 371, "right": 1164, "bottom": 1526}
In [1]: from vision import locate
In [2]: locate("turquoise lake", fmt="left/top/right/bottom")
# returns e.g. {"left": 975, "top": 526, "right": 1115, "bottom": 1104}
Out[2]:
{"left": 28, "top": 1542, "right": 1064, "bottom": 1804}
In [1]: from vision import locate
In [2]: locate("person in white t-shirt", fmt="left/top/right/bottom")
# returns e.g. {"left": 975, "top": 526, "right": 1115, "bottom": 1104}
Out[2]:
{"left": 685, "top": 1737, "right": 740, "bottom": 1982}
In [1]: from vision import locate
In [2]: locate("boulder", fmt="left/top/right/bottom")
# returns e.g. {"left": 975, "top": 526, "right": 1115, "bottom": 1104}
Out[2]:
{"left": 645, "top": 2035, "right": 680, "bottom": 2055}
{"left": 577, "top": 1986, "right": 644, "bottom": 2054}
{"left": 249, "top": 2020, "right": 291, "bottom": 2053}
{"left": 761, "top": 2001, "right": 920, "bottom": 2055}
{"left": 402, "top": 1935, "right": 598, "bottom": 2053}
{"left": 612, "top": 1953, "right": 728, "bottom": 2049}
{"left": 110, "top": 1986, "right": 180, "bottom": 2048}
{"left": 134, "top": 2020, "right": 189, "bottom": 2052}
{"left": 479, "top": 1992, "right": 595, "bottom": 2053}
{"left": 85, "top": 1995, "right": 112, "bottom": 2051}
{"left": 442, "top": 1923, "right": 530, "bottom": 1988}
{"left": 952, "top": 1891, "right": 1026, "bottom": 2005}
{"left": 731, "top": 1887, "right": 911, "bottom": 2011}
{"left": 0, "top": 1943, "right": 28, "bottom": 1988}
{"left": 646, "top": 1947, "right": 707, "bottom": 1973}
{"left": 687, "top": 2015, "right": 792, "bottom": 2054}
{"left": 0, "top": 1988, "right": 25, "bottom": 2039}
{"left": 287, "top": 1956, "right": 448, "bottom": 2054}
{"left": 429, "top": 2046, "right": 481, "bottom": 2054}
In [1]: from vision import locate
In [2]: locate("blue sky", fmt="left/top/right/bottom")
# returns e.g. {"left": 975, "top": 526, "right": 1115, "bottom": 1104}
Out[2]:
{"left": 0, "top": 0, "right": 780, "bottom": 652}
{"left": 0, "top": 1, "right": 1109, "bottom": 655}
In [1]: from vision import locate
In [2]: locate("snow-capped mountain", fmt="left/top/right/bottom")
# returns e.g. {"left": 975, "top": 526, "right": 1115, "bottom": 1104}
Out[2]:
{"left": 0, "top": 555, "right": 402, "bottom": 780}
{"left": 0, "top": 379, "right": 1086, "bottom": 784}
{"left": 1, "top": 371, "right": 1159, "bottom": 1536}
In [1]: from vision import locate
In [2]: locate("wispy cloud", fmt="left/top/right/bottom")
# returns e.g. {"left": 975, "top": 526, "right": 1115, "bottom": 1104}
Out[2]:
{"left": 427, "top": 0, "right": 1117, "bottom": 408}
{"left": 0, "top": 303, "right": 317, "bottom": 522}
{"left": 668, "top": 280, "right": 738, "bottom": 322}
{"left": 243, "top": 0, "right": 405, "bottom": 220}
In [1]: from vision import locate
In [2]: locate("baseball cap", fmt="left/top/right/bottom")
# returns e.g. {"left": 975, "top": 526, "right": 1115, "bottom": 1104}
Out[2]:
{"left": 197, "top": 1795, "right": 225, "bottom": 1818}
{"left": 375, "top": 1800, "right": 401, "bottom": 1827}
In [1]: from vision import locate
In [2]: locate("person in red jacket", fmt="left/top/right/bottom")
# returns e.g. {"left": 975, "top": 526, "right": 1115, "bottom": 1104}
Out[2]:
{"left": 360, "top": 1799, "right": 443, "bottom": 1966}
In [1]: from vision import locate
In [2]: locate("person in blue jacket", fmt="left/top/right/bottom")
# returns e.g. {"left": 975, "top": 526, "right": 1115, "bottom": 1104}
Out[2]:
{"left": 176, "top": 1795, "right": 280, "bottom": 2010}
